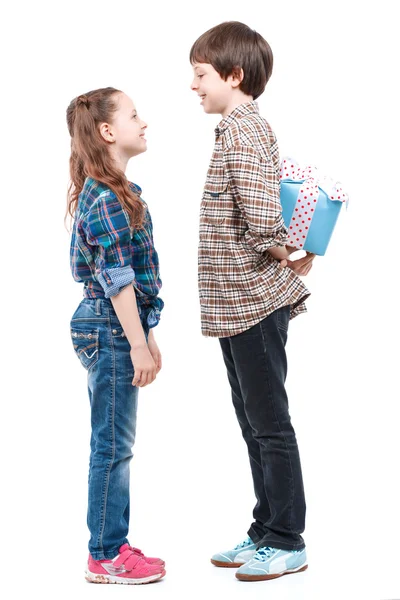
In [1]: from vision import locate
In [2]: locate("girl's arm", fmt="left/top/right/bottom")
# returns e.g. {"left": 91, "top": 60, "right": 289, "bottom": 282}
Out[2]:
{"left": 85, "top": 194, "right": 157, "bottom": 387}
{"left": 111, "top": 284, "right": 146, "bottom": 347}
{"left": 111, "top": 285, "right": 157, "bottom": 387}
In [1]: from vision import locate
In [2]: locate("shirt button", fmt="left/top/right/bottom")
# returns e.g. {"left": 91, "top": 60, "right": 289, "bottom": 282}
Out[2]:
{"left": 87, "top": 334, "right": 92, "bottom": 339}
{"left": 112, "top": 329, "right": 117, "bottom": 334}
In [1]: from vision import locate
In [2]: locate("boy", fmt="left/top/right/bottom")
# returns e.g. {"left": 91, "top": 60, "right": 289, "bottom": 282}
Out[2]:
{"left": 190, "top": 22, "right": 314, "bottom": 582}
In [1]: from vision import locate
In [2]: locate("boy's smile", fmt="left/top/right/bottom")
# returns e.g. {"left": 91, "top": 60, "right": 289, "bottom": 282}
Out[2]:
{"left": 191, "top": 62, "right": 224, "bottom": 113}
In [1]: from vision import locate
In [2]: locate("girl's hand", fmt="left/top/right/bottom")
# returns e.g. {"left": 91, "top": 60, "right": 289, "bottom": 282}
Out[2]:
{"left": 280, "top": 251, "right": 316, "bottom": 276}
{"left": 130, "top": 344, "right": 157, "bottom": 388}
{"left": 147, "top": 331, "right": 162, "bottom": 374}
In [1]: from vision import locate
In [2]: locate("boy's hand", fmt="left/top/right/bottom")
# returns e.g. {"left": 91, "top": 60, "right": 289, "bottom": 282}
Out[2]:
{"left": 280, "top": 251, "right": 315, "bottom": 276}
{"left": 147, "top": 330, "right": 162, "bottom": 374}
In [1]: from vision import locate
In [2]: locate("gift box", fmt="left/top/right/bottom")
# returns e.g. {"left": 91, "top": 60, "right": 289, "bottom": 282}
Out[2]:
{"left": 279, "top": 157, "right": 348, "bottom": 256}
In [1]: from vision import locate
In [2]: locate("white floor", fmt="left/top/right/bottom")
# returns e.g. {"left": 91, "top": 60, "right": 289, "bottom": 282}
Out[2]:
{"left": 12, "top": 543, "right": 400, "bottom": 600}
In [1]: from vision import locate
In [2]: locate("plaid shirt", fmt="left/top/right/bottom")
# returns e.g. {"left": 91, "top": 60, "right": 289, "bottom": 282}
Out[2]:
{"left": 70, "top": 177, "right": 164, "bottom": 326}
{"left": 198, "top": 101, "right": 310, "bottom": 338}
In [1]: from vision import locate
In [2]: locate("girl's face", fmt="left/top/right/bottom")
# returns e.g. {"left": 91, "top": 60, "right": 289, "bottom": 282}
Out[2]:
{"left": 101, "top": 92, "right": 147, "bottom": 159}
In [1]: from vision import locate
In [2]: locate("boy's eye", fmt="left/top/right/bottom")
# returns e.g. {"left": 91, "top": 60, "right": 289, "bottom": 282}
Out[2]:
{"left": 198, "top": 74, "right": 204, "bottom": 79}
{"left": 132, "top": 114, "right": 138, "bottom": 119}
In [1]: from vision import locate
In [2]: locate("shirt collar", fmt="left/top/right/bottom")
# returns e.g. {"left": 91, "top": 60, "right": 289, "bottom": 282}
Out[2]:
{"left": 129, "top": 181, "right": 142, "bottom": 196}
{"left": 214, "top": 101, "right": 259, "bottom": 137}
{"left": 85, "top": 176, "right": 142, "bottom": 196}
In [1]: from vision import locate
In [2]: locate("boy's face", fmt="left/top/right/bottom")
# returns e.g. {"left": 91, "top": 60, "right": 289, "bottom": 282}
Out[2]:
{"left": 191, "top": 62, "right": 236, "bottom": 115}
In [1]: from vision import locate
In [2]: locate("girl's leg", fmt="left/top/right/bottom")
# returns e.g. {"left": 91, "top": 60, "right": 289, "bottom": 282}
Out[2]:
{"left": 71, "top": 299, "right": 147, "bottom": 560}
{"left": 88, "top": 319, "right": 148, "bottom": 559}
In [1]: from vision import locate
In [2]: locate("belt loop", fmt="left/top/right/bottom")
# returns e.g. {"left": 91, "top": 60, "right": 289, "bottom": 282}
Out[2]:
{"left": 95, "top": 298, "right": 101, "bottom": 315}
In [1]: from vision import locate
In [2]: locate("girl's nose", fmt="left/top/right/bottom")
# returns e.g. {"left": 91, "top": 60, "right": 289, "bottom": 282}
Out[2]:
{"left": 191, "top": 79, "right": 198, "bottom": 91}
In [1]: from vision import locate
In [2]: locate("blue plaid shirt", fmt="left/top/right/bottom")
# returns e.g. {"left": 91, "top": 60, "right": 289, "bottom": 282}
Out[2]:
{"left": 70, "top": 177, "right": 164, "bottom": 328}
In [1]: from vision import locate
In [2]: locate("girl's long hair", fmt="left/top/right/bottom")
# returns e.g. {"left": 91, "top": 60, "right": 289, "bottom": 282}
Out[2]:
{"left": 65, "top": 87, "right": 145, "bottom": 230}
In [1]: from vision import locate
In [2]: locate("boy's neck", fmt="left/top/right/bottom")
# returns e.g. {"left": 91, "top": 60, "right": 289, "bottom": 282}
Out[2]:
{"left": 221, "top": 93, "right": 254, "bottom": 118}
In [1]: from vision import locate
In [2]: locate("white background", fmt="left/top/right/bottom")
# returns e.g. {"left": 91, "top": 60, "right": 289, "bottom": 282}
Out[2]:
{"left": 2, "top": 0, "right": 399, "bottom": 598}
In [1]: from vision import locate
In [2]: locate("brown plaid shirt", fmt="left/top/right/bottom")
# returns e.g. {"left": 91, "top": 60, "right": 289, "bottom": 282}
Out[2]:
{"left": 198, "top": 101, "right": 310, "bottom": 338}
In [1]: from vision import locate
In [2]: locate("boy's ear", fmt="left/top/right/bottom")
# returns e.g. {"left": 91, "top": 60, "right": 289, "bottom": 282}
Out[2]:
{"left": 230, "top": 66, "right": 244, "bottom": 88}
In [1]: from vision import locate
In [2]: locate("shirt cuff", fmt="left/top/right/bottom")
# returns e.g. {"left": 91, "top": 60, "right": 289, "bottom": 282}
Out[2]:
{"left": 97, "top": 265, "right": 136, "bottom": 299}
{"left": 245, "top": 226, "right": 288, "bottom": 253}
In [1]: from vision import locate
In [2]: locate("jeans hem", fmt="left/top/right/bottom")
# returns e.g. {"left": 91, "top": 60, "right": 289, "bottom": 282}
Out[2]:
{"left": 247, "top": 526, "right": 262, "bottom": 544}
{"left": 90, "top": 538, "right": 129, "bottom": 561}
{"left": 256, "top": 538, "right": 306, "bottom": 552}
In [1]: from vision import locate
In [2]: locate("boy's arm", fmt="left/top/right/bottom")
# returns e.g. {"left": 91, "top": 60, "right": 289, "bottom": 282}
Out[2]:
{"left": 223, "top": 144, "right": 288, "bottom": 257}
{"left": 269, "top": 245, "right": 298, "bottom": 260}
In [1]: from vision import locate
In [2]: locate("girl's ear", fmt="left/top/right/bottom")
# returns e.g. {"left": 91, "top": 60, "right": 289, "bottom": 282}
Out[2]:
{"left": 99, "top": 122, "right": 114, "bottom": 143}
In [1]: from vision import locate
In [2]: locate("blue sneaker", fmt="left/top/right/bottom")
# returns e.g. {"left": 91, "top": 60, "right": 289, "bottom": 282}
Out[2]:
{"left": 211, "top": 536, "right": 257, "bottom": 568}
{"left": 235, "top": 546, "right": 308, "bottom": 581}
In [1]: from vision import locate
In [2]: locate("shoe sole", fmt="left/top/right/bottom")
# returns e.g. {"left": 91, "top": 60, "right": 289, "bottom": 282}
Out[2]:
{"left": 211, "top": 559, "right": 244, "bottom": 568}
{"left": 85, "top": 568, "right": 166, "bottom": 585}
{"left": 236, "top": 563, "right": 308, "bottom": 581}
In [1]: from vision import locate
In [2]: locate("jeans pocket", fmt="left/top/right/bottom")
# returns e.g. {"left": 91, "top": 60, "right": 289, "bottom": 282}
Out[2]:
{"left": 71, "top": 328, "right": 99, "bottom": 370}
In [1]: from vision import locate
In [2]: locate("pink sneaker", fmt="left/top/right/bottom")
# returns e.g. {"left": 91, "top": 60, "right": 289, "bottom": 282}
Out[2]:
{"left": 86, "top": 543, "right": 166, "bottom": 584}
{"left": 128, "top": 545, "right": 165, "bottom": 567}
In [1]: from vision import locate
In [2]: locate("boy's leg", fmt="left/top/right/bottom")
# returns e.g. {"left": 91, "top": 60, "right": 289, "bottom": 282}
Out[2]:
{"left": 219, "top": 336, "right": 271, "bottom": 544}
{"left": 221, "top": 305, "right": 306, "bottom": 551}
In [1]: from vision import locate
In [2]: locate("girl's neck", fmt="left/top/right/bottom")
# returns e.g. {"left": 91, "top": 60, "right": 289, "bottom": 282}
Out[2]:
{"left": 110, "top": 147, "right": 128, "bottom": 173}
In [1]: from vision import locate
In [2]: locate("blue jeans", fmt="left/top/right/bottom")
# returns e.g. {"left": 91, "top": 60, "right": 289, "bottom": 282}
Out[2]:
{"left": 219, "top": 305, "right": 306, "bottom": 551}
{"left": 70, "top": 298, "right": 149, "bottom": 560}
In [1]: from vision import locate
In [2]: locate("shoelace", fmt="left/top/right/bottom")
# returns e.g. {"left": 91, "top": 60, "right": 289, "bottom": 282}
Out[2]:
{"left": 234, "top": 537, "right": 253, "bottom": 550}
{"left": 254, "top": 547, "right": 301, "bottom": 561}
{"left": 253, "top": 546, "right": 275, "bottom": 561}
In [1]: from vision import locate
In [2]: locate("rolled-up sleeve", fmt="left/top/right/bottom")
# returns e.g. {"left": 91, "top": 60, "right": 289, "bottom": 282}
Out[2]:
{"left": 84, "top": 192, "right": 136, "bottom": 298}
{"left": 223, "top": 144, "right": 288, "bottom": 253}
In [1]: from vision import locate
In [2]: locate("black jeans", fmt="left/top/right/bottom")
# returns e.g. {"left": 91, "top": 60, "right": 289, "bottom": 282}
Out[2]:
{"left": 219, "top": 305, "right": 306, "bottom": 551}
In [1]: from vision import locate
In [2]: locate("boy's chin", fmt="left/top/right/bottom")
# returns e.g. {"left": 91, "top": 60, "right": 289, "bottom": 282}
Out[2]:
{"left": 202, "top": 105, "right": 219, "bottom": 115}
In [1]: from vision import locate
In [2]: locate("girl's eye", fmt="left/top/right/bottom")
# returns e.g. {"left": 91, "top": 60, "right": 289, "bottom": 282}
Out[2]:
{"left": 198, "top": 74, "right": 204, "bottom": 79}
{"left": 132, "top": 114, "right": 138, "bottom": 119}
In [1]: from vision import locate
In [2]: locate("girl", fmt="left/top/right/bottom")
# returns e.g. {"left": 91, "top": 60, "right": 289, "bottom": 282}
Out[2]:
{"left": 66, "top": 87, "right": 166, "bottom": 585}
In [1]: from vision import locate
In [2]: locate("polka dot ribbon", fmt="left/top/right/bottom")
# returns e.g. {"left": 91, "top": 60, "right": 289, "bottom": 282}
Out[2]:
{"left": 280, "top": 157, "right": 349, "bottom": 249}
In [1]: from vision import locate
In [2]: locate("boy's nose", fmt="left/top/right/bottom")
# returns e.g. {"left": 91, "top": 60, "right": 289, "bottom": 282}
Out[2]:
{"left": 191, "top": 79, "right": 198, "bottom": 91}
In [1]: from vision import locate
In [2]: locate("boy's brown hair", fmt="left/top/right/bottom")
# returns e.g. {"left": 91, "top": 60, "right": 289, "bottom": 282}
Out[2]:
{"left": 189, "top": 21, "right": 273, "bottom": 100}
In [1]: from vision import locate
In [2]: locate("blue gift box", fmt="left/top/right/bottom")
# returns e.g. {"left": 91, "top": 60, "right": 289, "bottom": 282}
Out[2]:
{"left": 280, "top": 180, "right": 344, "bottom": 255}
{"left": 278, "top": 157, "right": 348, "bottom": 256}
